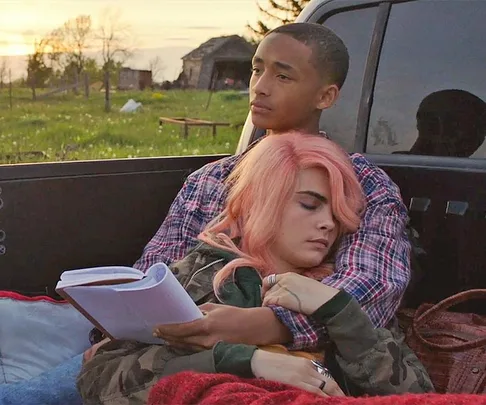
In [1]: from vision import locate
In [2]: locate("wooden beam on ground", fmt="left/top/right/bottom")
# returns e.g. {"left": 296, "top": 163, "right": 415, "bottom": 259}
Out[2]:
{"left": 159, "top": 116, "right": 231, "bottom": 138}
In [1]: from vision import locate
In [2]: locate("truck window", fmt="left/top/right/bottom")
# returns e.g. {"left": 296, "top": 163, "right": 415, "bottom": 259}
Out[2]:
{"left": 320, "top": 6, "right": 378, "bottom": 152}
{"left": 367, "top": 0, "right": 486, "bottom": 159}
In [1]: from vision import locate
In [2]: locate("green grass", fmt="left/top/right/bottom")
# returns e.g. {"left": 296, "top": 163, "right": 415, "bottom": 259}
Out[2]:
{"left": 0, "top": 88, "right": 249, "bottom": 164}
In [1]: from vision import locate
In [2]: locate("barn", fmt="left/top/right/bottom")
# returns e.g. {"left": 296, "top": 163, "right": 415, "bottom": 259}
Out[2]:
{"left": 181, "top": 35, "right": 255, "bottom": 90}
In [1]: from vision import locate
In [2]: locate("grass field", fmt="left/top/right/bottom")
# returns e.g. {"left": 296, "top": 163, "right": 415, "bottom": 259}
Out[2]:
{"left": 0, "top": 88, "right": 249, "bottom": 165}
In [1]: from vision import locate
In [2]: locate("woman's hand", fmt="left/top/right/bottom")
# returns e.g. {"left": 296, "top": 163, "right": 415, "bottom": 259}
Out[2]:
{"left": 250, "top": 349, "right": 345, "bottom": 397}
{"left": 261, "top": 272, "right": 339, "bottom": 315}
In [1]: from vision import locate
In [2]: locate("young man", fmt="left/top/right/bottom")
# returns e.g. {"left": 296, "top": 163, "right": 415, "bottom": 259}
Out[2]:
{"left": 0, "top": 23, "right": 410, "bottom": 404}
{"left": 136, "top": 23, "right": 411, "bottom": 351}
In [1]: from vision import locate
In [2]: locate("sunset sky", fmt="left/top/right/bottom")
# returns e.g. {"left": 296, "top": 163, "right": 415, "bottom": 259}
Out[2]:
{"left": 0, "top": 0, "right": 260, "bottom": 56}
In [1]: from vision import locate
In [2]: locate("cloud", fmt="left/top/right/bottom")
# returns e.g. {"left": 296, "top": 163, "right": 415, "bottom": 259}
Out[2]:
{"left": 21, "top": 29, "right": 36, "bottom": 37}
{"left": 0, "top": 29, "right": 16, "bottom": 35}
{"left": 0, "top": 39, "right": 26, "bottom": 47}
{"left": 0, "top": 28, "right": 42, "bottom": 45}
{"left": 0, "top": 28, "right": 41, "bottom": 37}
{"left": 185, "top": 26, "right": 221, "bottom": 31}
{"left": 165, "top": 37, "right": 191, "bottom": 41}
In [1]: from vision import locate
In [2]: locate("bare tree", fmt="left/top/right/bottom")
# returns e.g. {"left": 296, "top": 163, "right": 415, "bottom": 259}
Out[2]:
{"left": 149, "top": 56, "right": 165, "bottom": 83}
{"left": 45, "top": 28, "right": 66, "bottom": 73}
{"left": 63, "top": 15, "right": 93, "bottom": 75}
{"left": 96, "top": 8, "right": 133, "bottom": 112}
{"left": 0, "top": 57, "right": 9, "bottom": 90}
{"left": 247, "top": 0, "right": 310, "bottom": 42}
{"left": 47, "top": 15, "right": 93, "bottom": 77}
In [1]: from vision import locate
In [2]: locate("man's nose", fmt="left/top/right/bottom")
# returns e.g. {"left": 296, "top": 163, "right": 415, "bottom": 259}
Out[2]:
{"left": 251, "top": 72, "right": 271, "bottom": 96}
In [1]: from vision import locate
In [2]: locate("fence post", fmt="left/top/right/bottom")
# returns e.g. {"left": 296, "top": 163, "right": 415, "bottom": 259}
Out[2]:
{"left": 84, "top": 73, "right": 90, "bottom": 98}
{"left": 104, "top": 69, "right": 111, "bottom": 112}
{"left": 31, "top": 76, "right": 37, "bottom": 101}
{"left": 8, "top": 69, "right": 12, "bottom": 110}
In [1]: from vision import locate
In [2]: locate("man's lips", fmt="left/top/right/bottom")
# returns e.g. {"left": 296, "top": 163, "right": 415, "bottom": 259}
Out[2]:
{"left": 250, "top": 100, "right": 272, "bottom": 113}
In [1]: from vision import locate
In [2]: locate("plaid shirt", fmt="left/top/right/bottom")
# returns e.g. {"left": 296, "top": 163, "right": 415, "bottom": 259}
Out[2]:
{"left": 134, "top": 153, "right": 411, "bottom": 351}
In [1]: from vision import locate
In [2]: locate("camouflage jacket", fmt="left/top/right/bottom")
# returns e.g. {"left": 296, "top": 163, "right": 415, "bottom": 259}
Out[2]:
{"left": 77, "top": 242, "right": 434, "bottom": 405}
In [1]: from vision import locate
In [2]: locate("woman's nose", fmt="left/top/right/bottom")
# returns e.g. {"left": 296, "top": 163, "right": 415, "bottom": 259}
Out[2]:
{"left": 319, "top": 207, "right": 336, "bottom": 231}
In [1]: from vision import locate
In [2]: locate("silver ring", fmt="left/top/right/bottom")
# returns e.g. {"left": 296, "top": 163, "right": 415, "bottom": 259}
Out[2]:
{"left": 267, "top": 274, "right": 277, "bottom": 288}
{"left": 311, "top": 360, "right": 333, "bottom": 380}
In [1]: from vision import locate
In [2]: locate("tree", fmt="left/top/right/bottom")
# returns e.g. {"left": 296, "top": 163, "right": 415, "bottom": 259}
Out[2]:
{"left": 103, "top": 59, "right": 124, "bottom": 88}
{"left": 149, "top": 55, "right": 165, "bottom": 83}
{"left": 0, "top": 57, "right": 9, "bottom": 89}
{"left": 247, "top": 0, "right": 310, "bottom": 42}
{"left": 46, "top": 15, "right": 93, "bottom": 88}
{"left": 27, "top": 38, "right": 52, "bottom": 99}
{"left": 96, "top": 8, "right": 133, "bottom": 112}
{"left": 45, "top": 28, "right": 65, "bottom": 73}
{"left": 83, "top": 57, "right": 103, "bottom": 83}
{"left": 62, "top": 15, "right": 93, "bottom": 76}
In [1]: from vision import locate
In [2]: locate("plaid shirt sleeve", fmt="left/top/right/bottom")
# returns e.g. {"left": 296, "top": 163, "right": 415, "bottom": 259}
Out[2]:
{"left": 271, "top": 154, "right": 411, "bottom": 350}
{"left": 133, "top": 158, "right": 231, "bottom": 272}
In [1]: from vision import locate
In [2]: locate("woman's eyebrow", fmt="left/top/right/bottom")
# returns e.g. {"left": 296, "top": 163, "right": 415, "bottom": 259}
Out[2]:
{"left": 296, "top": 190, "right": 327, "bottom": 203}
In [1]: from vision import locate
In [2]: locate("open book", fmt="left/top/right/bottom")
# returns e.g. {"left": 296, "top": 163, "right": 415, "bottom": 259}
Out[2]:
{"left": 55, "top": 263, "right": 203, "bottom": 344}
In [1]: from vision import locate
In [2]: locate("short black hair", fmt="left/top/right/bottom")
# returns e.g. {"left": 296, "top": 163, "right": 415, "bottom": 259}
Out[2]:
{"left": 267, "top": 23, "right": 349, "bottom": 89}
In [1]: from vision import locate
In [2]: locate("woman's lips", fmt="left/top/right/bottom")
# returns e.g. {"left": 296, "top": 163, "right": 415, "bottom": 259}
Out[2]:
{"left": 308, "top": 239, "right": 329, "bottom": 249}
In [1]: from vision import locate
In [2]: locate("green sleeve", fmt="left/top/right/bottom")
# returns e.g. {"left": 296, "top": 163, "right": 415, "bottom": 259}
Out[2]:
{"left": 316, "top": 294, "right": 435, "bottom": 395}
{"left": 309, "top": 290, "right": 352, "bottom": 324}
{"left": 213, "top": 341, "right": 258, "bottom": 378}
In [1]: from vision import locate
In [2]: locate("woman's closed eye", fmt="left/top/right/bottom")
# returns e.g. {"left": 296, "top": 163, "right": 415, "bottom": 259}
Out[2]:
{"left": 299, "top": 201, "right": 319, "bottom": 211}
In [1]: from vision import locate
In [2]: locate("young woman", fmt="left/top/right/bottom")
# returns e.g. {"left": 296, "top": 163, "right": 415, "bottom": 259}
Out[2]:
{"left": 77, "top": 133, "right": 433, "bottom": 404}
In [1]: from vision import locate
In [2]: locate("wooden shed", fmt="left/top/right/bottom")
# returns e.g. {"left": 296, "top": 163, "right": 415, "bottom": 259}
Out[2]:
{"left": 119, "top": 68, "right": 153, "bottom": 90}
{"left": 181, "top": 35, "right": 255, "bottom": 90}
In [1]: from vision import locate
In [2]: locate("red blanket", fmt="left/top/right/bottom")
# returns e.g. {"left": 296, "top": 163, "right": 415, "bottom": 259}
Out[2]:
{"left": 148, "top": 372, "right": 486, "bottom": 405}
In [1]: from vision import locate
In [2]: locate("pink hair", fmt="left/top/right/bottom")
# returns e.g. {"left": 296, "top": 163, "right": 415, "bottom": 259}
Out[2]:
{"left": 198, "top": 132, "right": 365, "bottom": 294}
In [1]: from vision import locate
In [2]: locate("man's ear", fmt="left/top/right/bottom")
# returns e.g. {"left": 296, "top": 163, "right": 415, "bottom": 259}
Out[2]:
{"left": 316, "top": 84, "right": 340, "bottom": 111}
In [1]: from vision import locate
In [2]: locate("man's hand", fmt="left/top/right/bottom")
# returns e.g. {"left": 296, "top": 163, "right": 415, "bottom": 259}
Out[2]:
{"left": 154, "top": 303, "right": 292, "bottom": 349}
